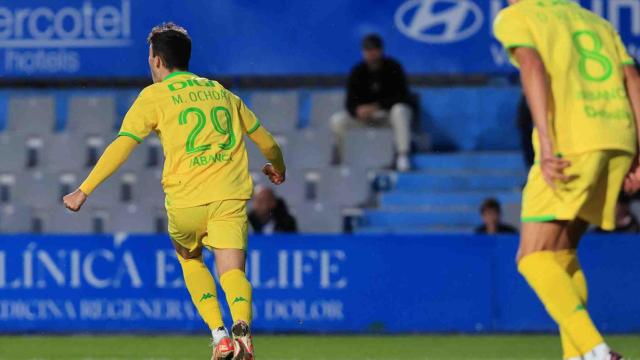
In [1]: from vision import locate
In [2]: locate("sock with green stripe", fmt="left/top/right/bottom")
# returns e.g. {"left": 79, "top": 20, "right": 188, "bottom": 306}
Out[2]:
{"left": 220, "top": 269, "right": 253, "bottom": 325}
{"left": 518, "top": 251, "right": 604, "bottom": 354}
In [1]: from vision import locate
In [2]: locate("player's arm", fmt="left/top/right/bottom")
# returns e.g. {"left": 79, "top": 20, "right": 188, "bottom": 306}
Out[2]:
{"left": 248, "top": 126, "right": 286, "bottom": 185}
{"left": 63, "top": 136, "right": 138, "bottom": 212}
{"left": 238, "top": 95, "right": 286, "bottom": 185}
{"left": 624, "top": 65, "right": 640, "bottom": 149}
{"left": 622, "top": 64, "right": 640, "bottom": 193}
{"left": 513, "top": 47, "right": 570, "bottom": 188}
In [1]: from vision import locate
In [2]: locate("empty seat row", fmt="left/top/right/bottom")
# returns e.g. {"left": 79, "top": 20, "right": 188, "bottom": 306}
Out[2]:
{"left": 1, "top": 90, "right": 346, "bottom": 136}
{"left": 0, "top": 126, "right": 394, "bottom": 175}
{"left": 0, "top": 170, "right": 164, "bottom": 208}
{"left": 0, "top": 203, "right": 167, "bottom": 234}
{"left": 250, "top": 166, "right": 371, "bottom": 208}
{"left": 0, "top": 133, "right": 163, "bottom": 172}
{"left": 246, "top": 128, "right": 394, "bottom": 171}
{"left": 0, "top": 201, "right": 346, "bottom": 235}
{"left": 5, "top": 95, "right": 122, "bottom": 135}
{"left": 0, "top": 164, "right": 370, "bottom": 212}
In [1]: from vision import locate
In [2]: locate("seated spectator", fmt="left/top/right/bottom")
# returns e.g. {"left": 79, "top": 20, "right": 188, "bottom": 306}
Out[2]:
{"left": 330, "top": 33, "right": 413, "bottom": 172}
{"left": 249, "top": 186, "right": 298, "bottom": 235}
{"left": 475, "top": 198, "right": 518, "bottom": 235}
{"left": 596, "top": 193, "right": 640, "bottom": 233}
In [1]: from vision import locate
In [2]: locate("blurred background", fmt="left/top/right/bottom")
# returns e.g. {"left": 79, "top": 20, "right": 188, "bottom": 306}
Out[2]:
{"left": 0, "top": 0, "right": 639, "bottom": 352}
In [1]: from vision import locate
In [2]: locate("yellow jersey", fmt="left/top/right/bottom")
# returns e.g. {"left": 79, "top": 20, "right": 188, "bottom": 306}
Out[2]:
{"left": 119, "top": 71, "right": 261, "bottom": 208}
{"left": 494, "top": 0, "right": 637, "bottom": 156}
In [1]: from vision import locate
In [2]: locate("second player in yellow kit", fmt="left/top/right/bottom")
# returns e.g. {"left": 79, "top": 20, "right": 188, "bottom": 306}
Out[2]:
{"left": 63, "top": 23, "right": 284, "bottom": 360}
{"left": 495, "top": 1, "right": 640, "bottom": 359}
{"left": 495, "top": 0, "right": 636, "bottom": 229}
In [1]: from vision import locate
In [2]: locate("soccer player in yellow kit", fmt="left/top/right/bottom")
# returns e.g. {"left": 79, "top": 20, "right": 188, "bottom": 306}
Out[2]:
{"left": 63, "top": 23, "right": 285, "bottom": 360}
{"left": 495, "top": 1, "right": 640, "bottom": 359}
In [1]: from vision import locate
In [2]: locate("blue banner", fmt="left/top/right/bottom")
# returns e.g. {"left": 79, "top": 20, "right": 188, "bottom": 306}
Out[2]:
{"left": 0, "top": 234, "right": 639, "bottom": 333}
{"left": 1, "top": 0, "right": 639, "bottom": 78}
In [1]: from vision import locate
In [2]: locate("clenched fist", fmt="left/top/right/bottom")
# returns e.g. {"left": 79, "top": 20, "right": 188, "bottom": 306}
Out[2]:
{"left": 63, "top": 189, "right": 88, "bottom": 212}
{"left": 262, "top": 163, "right": 286, "bottom": 185}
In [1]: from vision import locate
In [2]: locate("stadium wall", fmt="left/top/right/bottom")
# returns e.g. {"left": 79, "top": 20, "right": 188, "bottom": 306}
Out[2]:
{"left": 0, "top": 234, "right": 638, "bottom": 334}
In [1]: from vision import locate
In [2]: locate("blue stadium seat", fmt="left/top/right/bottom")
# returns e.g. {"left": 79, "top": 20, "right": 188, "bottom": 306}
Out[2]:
{"left": 358, "top": 152, "right": 524, "bottom": 234}
{"left": 65, "top": 94, "right": 117, "bottom": 135}
{"left": 7, "top": 95, "right": 56, "bottom": 135}
{"left": 363, "top": 209, "right": 479, "bottom": 228}
{"left": 343, "top": 128, "right": 394, "bottom": 169}
{"left": 380, "top": 191, "right": 521, "bottom": 208}
{"left": 250, "top": 91, "right": 300, "bottom": 133}
{"left": 412, "top": 152, "right": 526, "bottom": 172}
{"left": 0, "top": 204, "right": 31, "bottom": 233}
{"left": 308, "top": 90, "right": 344, "bottom": 131}
{"left": 288, "top": 129, "right": 333, "bottom": 170}
{"left": 394, "top": 173, "right": 524, "bottom": 192}
{"left": 290, "top": 202, "right": 342, "bottom": 234}
{"left": 0, "top": 134, "right": 27, "bottom": 171}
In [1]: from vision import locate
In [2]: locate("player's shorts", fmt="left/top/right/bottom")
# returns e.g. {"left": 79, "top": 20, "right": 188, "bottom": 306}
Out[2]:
{"left": 521, "top": 150, "right": 633, "bottom": 230}
{"left": 166, "top": 199, "right": 249, "bottom": 252}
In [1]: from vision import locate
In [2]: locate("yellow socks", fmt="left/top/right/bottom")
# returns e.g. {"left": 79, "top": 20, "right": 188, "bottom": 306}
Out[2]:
{"left": 518, "top": 251, "right": 603, "bottom": 355}
{"left": 220, "top": 269, "right": 253, "bottom": 324}
{"left": 176, "top": 254, "right": 224, "bottom": 330}
{"left": 555, "top": 250, "right": 589, "bottom": 359}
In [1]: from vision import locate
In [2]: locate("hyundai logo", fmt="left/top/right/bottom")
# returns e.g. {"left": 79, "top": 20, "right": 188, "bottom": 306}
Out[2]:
{"left": 395, "top": 0, "right": 484, "bottom": 44}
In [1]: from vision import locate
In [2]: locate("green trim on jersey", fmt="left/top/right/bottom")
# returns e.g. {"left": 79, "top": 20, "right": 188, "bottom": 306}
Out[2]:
{"left": 119, "top": 131, "right": 143, "bottom": 143}
{"left": 164, "top": 71, "right": 196, "bottom": 82}
{"left": 521, "top": 215, "right": 556, "bottom": 223}
{"left": 247, "top": 120, "right": 261, "bottom": 135}
{"left": 622, "top": 60, "right": 636, "bottom": 66}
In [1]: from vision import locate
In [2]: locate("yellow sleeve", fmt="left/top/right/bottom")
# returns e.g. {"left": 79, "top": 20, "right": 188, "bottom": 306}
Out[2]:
{"left": 493, "top": 9, "right": 535, "bottom": 66}
{"left": 118, "top": 88, "right": 159, "bottom": 143}
{"left": 79, "top": 136, "right": 138, "bottom": 195}
{"left": 236, "top": 96, "right": 261, "bottom": 135}
{"left": 612, "top": 27, "right": 635, "bottom": 66}
{"left": 247, "top": 126, "right": 285, "bottom": 173}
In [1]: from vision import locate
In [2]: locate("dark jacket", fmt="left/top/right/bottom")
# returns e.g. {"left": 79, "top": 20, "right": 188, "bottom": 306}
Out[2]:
{"left": 475, "top": 223, "right": 519, "bottom": 235}
{"left": 346, "top": 57, "right": 410, "bottom": 117}
{"left": 248, "top": 198, "right": 298, "bottom": 234}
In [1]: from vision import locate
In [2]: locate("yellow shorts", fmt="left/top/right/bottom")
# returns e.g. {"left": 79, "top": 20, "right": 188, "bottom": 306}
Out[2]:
{"left": 166, "top": 200, "right": 249, "bottom": 252}
{"left": 521, "top": 150, "right": 633, "bottom": 230}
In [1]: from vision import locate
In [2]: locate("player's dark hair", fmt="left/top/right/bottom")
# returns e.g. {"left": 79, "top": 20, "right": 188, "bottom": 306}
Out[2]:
{"left": 480, "top": 198, "right": 501, "bottom": 214}
{"left": 362, "top": 33, "right": 383, "bottom": 50}
{"left": 147, "top": 22, "right": 191, "bottom": 70}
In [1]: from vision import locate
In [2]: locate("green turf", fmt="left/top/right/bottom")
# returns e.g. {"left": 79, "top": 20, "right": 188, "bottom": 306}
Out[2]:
{"left": 0, "top": 335, "right": 639, "bottom": 360}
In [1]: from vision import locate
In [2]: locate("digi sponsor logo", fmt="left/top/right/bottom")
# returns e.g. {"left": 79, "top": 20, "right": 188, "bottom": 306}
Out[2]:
{"left": 395, "top": 0, "right": 484, "bottom": 44}
{"left": 0, "top": 0, "right": 131, "bottom": 75}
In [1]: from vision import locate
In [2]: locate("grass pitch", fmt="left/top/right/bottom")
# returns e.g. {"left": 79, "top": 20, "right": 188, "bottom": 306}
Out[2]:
{"left": 0, "top": 334, "right": 639, "bottom": 360}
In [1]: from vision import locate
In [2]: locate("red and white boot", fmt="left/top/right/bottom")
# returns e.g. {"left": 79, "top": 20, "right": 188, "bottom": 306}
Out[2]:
{"left": 211, "top": 327, "right": 235, "bottom": 360}
{"left": 231, "top": 321, "right": 254, "bottom": 360}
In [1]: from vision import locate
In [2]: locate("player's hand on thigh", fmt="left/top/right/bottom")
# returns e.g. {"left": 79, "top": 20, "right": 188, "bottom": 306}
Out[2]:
{"left": 624, "top": 157, "right": 640, "bottom": 194}
{"left": 63, "top": 189, "right": 88, "bottom": 212}
{"left": 263, "top": 163, "right": 286, "bottom": 185}
{"left": 540, "top": 155, "right": 571, "bottom": 189}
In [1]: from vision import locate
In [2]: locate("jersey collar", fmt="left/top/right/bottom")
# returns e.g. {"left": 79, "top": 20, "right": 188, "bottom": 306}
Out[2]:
{"left": 163, "top": 71, "right": 195, "bottom": 82}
